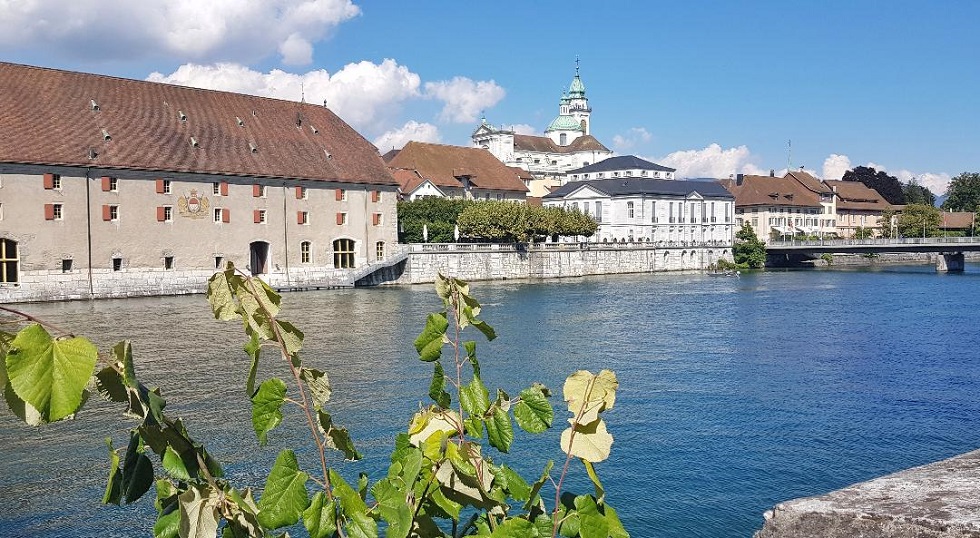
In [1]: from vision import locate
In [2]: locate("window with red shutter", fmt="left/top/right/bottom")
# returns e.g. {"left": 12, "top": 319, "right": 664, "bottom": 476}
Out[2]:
{"left": 336, "top": 212, "right": 344, "bottom": 225}
{"left": 254, "top": 210, "right": 262, "bottom": 223}
{"left": 156, "top": 179, "right": 165, "bottom": 193}
{"left": 253, "top": 184, "right": 262, "bottom": 197}
{"left": 335, "top": 189, "right": 342, "bottom": 201}
{"left": 220, "top": 182, "right": 229, "bottom": 196}
{"left": 371, "top": 190, "right": 379, "bottom": 203}
{"left": 222, "top": 208, "right": 230, "bottom": 223}
{"left": 373, "top": 213, "right": 381, "bottom": 226}
{"left": 43, "top": 173, "right": 55, "bottom": 189}
{"left": 44, "top": 203, "right": 55, "bottom": 220}
{"left": 102, "top": 176, "right": 112, "bottom": 191}
{"left": 157, "top": 207, "right": 166, "bottom": 222}
{"left": 296, "top": 186, "right": 303, "bottom": 199}
{"left": 102, "top": 205, "right": 112, "bottom": 221}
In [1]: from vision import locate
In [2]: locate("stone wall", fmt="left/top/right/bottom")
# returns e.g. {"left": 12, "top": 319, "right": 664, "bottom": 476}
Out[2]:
{"left": 755, "top": 449, "right": 980, "bottom": 537}
{"left": 390, "top": 243, "right": 733, "bottom": 285}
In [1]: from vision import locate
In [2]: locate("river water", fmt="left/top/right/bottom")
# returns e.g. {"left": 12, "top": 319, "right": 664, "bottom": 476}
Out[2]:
{"left": 2, "top": 265, "right": 980, "bottom": 537}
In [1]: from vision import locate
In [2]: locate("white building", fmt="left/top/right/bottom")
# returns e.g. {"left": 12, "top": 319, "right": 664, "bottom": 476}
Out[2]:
{"left": 567, "top": 155, "right": 676, "bottom": 181}
{"left": 543, "top": 157, "right": 735, "bottom": 247}
{"left": 471, "top": 63, "right": 613, "bottom": 197}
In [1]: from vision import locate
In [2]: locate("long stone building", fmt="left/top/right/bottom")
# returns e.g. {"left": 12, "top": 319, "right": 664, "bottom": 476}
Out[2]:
{"left": 0, "top": 62, "right": 399, "bottom": 303}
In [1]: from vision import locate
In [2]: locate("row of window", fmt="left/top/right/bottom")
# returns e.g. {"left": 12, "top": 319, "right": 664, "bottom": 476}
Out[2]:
{"left": 0, "top": 237, "right": 385, "bottom": 284}
{"left": 571, "top": 170, "right": 671, "bottom": 181}
{"left": 44, "top": 203, "right": 382, "bottom": 226}
{"left": 42, "top": 174, "right": 383, "bottom": 202}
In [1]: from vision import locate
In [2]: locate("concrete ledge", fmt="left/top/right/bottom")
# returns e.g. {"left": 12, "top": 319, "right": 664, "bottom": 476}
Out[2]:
{"left": 756, "top": 449, "right": 980, "bottom": 537}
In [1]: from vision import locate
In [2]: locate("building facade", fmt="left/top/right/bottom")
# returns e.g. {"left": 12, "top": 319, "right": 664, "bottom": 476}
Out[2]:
{"left": 723, "top": 173, "right": 835, "bottom": 242}
{"left": 542, "top": 158, "right": 735, "bottom": 251}
{"left": 471, "top": 64, "right": 614, "bottom": 197}
{"left": 824, "top": 180, "right": 890, "bottom": 237}
{"left": 0, "top": 62, "right": 399, "bottom": 303}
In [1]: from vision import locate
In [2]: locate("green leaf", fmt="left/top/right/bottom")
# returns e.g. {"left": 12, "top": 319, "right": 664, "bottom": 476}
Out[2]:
{"left": 371, "top": 478, "right": 412, "bottom": 538}
{"left": 206, "top": 269, "right": 241, "bottom": 321}
{"left": 604, "top": 504, "right": 630, "bottom": 538}
{"left": 153, "top": 509, "right": 180, "bottom": 538}
{"left": 574, "top": 495, "right": 609, "bottom": 538}
{"left": 485, "top": 406, "right": 513, "bottom": 453}
{"left": 523, "top": 460, "right": 553, "bottom": 512}
{"left": 561, "top": 418, "right": 614, "bottom": 463}
{"left": 95, "top": 366, "right": 128, "bottom": 403}
{"left": 429, "top": 486, "right": 462, "bottom": 520}
{"left": 300, "top": 368, "right": 331, "bottom": 410}
{"left": 5, "top": 324, "right": 98, "bottom": 422}
{"left": 471, "top": 319, "right": 497, "bottom": 342}
{"left": 428, "top": 361, "right": 451, "bottom": 408}
{"left": 3, "top": 383, "right": 42, "bottom": 425}
{"left": 243, "top": 332, "right": 261, "bottom": 396}
{"left": 277, "top": 320, "right": 304, "bottom": 356}
{"left": 178, "top": 485, "right": 221, "bottom": 538}
{"left": 0, "top": 330, "right": 12, "bottom": 392}
{"left": 329, "top": 469, "right": 377, "bottom": 538}
{"left": 103, "top": 438, "right": 122, "bottom": 505}
{"left": 498, "top": 465, "right": 530, "bottom": 502}
{"left": 489, "top": 517, "right": 535, "bottom": 537}
{"left": 460, "top": 376, "right": 490, "bottom": 416}
{"left": 303, "top": 491, "right": 337, "bottom": 538}
{"left": 122, "top": 432, "right": 155, "bottom": 504}
{"left": 251, "top": 378, "right": 286, "bottom": 445}
{"left": 162, "top": 445, "right": 191, "bottom": 481}
{"left": 414, "top": 312, "right": 448, "bottom": 362}
{"left": 583, "top": 460, "right": 605, "bottom": 505}
{"left": 258, "top": 450, "right": 310, "bottom": 529}
{"left": 514, "top": 385, "right": 553, "bottom": 434}
{"left": 317, "top": 410, "right": 362, "bottom": 461}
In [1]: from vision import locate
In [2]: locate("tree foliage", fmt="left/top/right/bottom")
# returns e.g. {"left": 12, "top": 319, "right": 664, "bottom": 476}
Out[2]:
{"left": 733, "top": 222, "right": 766, "bottom": 269}
{"left": 0, "top": 268, "right": 628, "bottom": 537}
{"left": 941, "top": 172, "right": 980, "bottom": 212}
{"left": 457, "top": 202, "right": 597, "bottom": 243}
{"left": 842, "top": 166, "right": 905, "bottom": 206}
{"left": 896, "top": 203, "right": 941, "bottom": 238}
{"left": 903, "top": 180, "right": 936, "bottom": 207}
{"left": 397, "top": 198, "right": 474, "bottom": 243}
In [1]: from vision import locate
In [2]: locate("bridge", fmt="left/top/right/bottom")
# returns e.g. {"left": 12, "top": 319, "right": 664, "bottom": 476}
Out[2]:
{"left": 766, "top": 237, "right": 980, "bottom": 272}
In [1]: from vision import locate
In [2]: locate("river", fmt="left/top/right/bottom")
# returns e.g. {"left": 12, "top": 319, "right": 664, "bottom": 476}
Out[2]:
{"left": 2, "top": 265, "right": 980, "bottom": 537}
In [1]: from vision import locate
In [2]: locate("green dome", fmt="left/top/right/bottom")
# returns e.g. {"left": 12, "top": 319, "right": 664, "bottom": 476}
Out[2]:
{"left": 545, "top": 114, "right": 583, "bottom": 132}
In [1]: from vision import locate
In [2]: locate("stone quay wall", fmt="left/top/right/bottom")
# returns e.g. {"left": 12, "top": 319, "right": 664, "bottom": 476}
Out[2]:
{"left": 387, "top": 242, "right": 734, "bottom": 285}
{"left": 755, "top": 449, "right": 980, "bottom": 537}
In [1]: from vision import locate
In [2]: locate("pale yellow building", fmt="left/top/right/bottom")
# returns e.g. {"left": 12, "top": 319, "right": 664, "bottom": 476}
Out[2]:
{"left": 0, "top": 62, "right": 399, "bottom": 302}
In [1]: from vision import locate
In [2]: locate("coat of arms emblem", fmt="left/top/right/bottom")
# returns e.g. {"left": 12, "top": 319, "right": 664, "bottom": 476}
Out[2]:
{"left": 177, "top": 189, "right": 210, "bottom": 218}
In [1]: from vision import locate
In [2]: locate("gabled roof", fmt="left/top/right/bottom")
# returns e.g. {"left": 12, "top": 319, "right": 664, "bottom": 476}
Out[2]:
{"left": 824, "top": 179, "right": 890, "bottom": 212}
{"left": 389, "top": 167, "right": 438, "bottom": 194}
{"left": 543, "top": 178, "right": 734, "bottom": 199}
{"left": 940, "top": 211, "right": 975, "bottom": 230}
{"left": 568, "top": 155, "right": 675, "bottom": 175}
{"left": 507, "top": 165, "right": 534, "bottom": 181}
{"left": 785, "top": 170, "right": 833, "bottom": 194}
{"left": 512, "top": 134, "right": 610, "bottom": 154}
{"left": 0, "top": 62, "right": 395, "bottom": 186}
{"left": 719, "top": 175, "right": 822, "bottom": 208}
{"left": 387, "top": 141, "right": 528, "bottom": 193}
{"left": 380, "top": 148, "right": 401, "bottom": 163}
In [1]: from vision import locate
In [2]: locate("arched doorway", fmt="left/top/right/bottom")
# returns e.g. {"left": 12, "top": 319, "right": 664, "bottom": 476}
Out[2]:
{"left": 249, "top": 241, "right": 270, "bottom": 275}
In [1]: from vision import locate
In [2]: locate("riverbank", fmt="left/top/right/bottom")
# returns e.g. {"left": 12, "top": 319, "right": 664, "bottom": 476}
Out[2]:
{"left": 756, "top": 449, "right": 980, "bottom": 537}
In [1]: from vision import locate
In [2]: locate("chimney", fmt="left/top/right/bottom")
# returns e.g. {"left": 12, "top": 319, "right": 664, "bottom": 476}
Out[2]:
{"left": 736, "top": 173, "right": 744, "bottom": 186}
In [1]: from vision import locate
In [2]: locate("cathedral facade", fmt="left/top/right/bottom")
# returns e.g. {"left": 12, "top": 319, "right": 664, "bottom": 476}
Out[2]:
{"left": 471, "top": 65, "right": 613, "bottom": 197}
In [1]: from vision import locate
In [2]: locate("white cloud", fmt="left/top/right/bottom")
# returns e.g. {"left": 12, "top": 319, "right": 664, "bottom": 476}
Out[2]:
{"left": 612, "top": 127, "right": 652, "bottom": 151}
{"left": 0, "top": 0, "right": 360, "bottom": 65}
{"left": 373, "top": 121, "right": 441, "bottom": 151}
{"left": 147, "top": 59, "right": 421, "bottom": 133}
{"left": 511, "top": 124, "right": 538, "bottom": 135}
{"left": 424, "top": 77, "right": 506, "bottom": 123}
{"left": 279, "top": 33, "right": 314, "bottom": 66}
{"left": 657, "top": 144, "right": 764, "bottom": 178}
{"left": 822, "top": 154, "right": 852, "bottom": 180}
{"left": 831, "top": 157, "right": 952, "bottom": 194}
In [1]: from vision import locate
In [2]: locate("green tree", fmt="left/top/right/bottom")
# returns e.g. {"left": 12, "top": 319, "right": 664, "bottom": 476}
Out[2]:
{"left": 879, "top": 207, "right": 898, "bottom": 238}
{"left": 397, "top": 198, "right": 473, "bottom": 242}
{"left": 842, "top": 166, "right": 905, "bottom": 206}
{"left": 733, "top": 222, "right": 766, "bottom": 269}
{"left": 852, "top": 226, "right": 875, "bottom": 239}
{"left": 902, "top": 180, "right": 936, "bottom": 206}
{"left": 457, "top": 202, "right": 597, "bottom": 243}
{"left": 941, "top": 172, "right": 980, "bottom": 212}
{"left": 897, "top": 203, "right": 941, "bottom": 238}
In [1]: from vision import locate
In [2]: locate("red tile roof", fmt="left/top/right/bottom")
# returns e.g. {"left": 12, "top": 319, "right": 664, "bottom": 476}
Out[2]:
{"left": 940, "top": 211, "right": 975, "bottom": 230}
{"left": 0, "top": 62, "right": 395, "bottom": 186}
{"left": 513, "top": 134, "right": 610, "bottom": 154}
{"left": 785, "top": 170, "right": 833, "bottom": 194}
{"left": 387, "top": 141, "right": 528, "bottom": 193}
{"left": 719, "top": 175, "right": 822, "bottom": 208}
{"left": 824, "top": 180, "right": 890, "bottom": 212}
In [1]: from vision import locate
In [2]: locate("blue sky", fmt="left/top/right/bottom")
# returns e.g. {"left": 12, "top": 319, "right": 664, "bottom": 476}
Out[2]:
{"left": 2, "top": 1, "right": 976, "bottom": 193}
